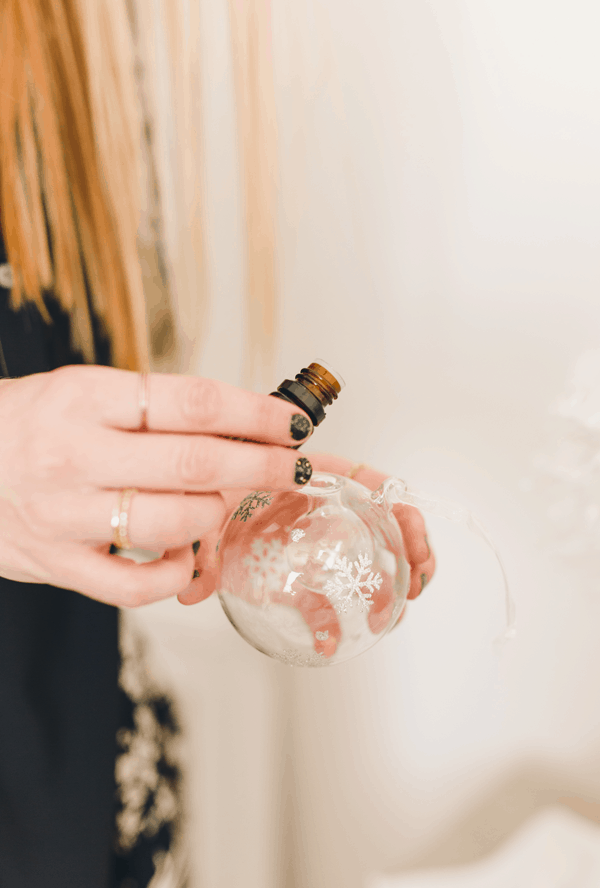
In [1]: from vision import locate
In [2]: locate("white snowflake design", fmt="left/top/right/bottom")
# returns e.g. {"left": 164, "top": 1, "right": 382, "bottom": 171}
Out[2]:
{"left": 290, "top": 529, "right": 306, "bottom": 542}
{"left": 243, "top": 538, "right": 285, "bottom": 591}
{"left": 231, "top": 491, "right": 273, "bottom": 522}
{"left": 324, "top": 553, "right": 382, "bottom": 614}
{"left": 315, "top": 630, "right": 329, "bottom": 641}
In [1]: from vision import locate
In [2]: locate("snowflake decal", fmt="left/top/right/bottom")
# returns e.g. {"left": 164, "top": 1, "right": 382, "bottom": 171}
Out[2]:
{"left": 290, "top": 529, "right": 305, "bottom": 542}
{"left": 243, "top": 538, "right": 285, "bottom": 589}
{"left": 324, "top": 553, "right": 382, "bottom": 614}
{"left": 231, "top": 491, "right": 273, "bottom": 522}
{"left": 315, "top": 630, "right": 329, "bottom": 641}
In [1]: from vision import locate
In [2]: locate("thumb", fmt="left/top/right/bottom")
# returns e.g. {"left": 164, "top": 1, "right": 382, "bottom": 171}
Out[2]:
{"left": 177, "top": 529, "right": 221, "bottom": 606}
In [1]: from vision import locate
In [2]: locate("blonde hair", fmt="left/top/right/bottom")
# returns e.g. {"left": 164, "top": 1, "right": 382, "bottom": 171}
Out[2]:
{"left": 228, "top": 0, "right": 278, "bottom": 386}
{"left": 0, "top": 0, "right": 149, "bottom": 370}
{"left": 0, "top": 0, "right": 278, "bottom": 379}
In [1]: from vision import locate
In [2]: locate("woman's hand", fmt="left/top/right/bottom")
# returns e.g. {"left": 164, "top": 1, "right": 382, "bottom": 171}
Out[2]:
{"left": 0, "top": 365, "right": 314, "bottom": 607}
{"left": 180, "top": 453, "right": 436, "bottom": 629}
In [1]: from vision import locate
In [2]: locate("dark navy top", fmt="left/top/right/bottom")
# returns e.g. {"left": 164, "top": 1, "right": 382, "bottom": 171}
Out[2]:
{"left": 0, "top": 235, "right": 121, "bottom": 888}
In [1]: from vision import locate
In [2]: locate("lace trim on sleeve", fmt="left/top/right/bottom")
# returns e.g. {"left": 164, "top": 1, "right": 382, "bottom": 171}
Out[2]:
{"left": 113, "top": 614, "right": 189, "bottom": 888}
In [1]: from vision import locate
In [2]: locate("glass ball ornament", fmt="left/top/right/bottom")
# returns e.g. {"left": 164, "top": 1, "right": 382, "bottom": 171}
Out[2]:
{"left": 217, "top": 472, "right": 412, "bottom": 667}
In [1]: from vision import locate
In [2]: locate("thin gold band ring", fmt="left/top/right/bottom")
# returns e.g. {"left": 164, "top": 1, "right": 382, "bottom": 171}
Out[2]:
{"left": 111, "top": 488, "right": 138, "bottom": 550}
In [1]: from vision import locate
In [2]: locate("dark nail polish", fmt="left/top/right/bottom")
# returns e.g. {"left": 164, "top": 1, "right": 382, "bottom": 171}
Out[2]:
{"left": 294, "top": 456, "right": 312, "bottom": 485}
{"left": 420, "top": 573, "right": 428, "bottom": 593}
{"left": 193, "top": 569, "right": 201, "bottom": 579}
{"left": 192, "top": 540, "right": 200, "bottom": 555}
{"left": 290, "top": 413, "right": 313, "bottom": 441}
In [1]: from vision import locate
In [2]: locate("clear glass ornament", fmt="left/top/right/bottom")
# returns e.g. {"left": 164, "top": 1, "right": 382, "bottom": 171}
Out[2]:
{"left": 217, "top": 473, "right": 516, "bottom": 667}
{"left": 217, "top": 472, "right": 411, "bottom": 667}
{"left": 214, "top": 353, "right": 514, "bottom": 667}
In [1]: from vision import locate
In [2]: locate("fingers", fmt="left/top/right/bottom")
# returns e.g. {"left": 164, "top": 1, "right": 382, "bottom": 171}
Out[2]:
{"left": 78, "top": 428, "right": 313, "bottom": 493}
{"left": 33, "top": 490, "right": 227, "bottom": 549}
{"left": 407, "top": 542, "right": 436, "bottom": 600}
{"left": 309, "top": 452, "right": 437, "bottom": 605}
{"left": 284, "top": 589, "right": 341, "bottom": 658}
{"left": 309, "top": 453, "right": 433, "bottom": 564}
{"left": 178, "top": 562, "right": 219, "bottom": 605}
{"left": 392, "top": 548, "right": 435, "bottom": 631}
{"left": 178, "top": 520, "right": 224, "bottom": 605}
{"left": 396, "top": 504, "right": 435, "bottom": 601}
{"left": 392, "top": 503, "right": 430, "bottom": 566}
{"left": 367, "top": 573, "right": 397, "bottom": 635}
{"left": 87, "top": 368, "right": 314, "bottom": 444}
{"left": 44, "top": 542, "right": 195, "bottom": 608}
{"left": 390, "top": 535, "right": 436, "bottom": 629}
{"left": 307, "top": 453, "right": 367, "bottom": 477}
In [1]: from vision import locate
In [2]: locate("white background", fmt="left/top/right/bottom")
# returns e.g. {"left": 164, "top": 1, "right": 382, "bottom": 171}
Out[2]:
{"left": 134, "top": 1, "right": 600, "bottom": 885}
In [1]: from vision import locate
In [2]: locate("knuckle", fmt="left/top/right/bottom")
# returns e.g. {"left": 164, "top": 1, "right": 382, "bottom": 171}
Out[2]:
{"left": 181, "top": 378, "right": 222, "bottom": 427}
{"left": 46, "top": 365, "right": 86, "bottom": 408}
{"left": 406, "top": 504, "right": 425, "bottom": 532}
{"left": 20, "top": 496, "right": 53, "bottom": 538}
{"left": 414, "top": 542, "right": 430, "bottom": 565}
{"left": 254, "top": 396, "right": 278, "bottom": 437}
{"left": 177, "top": 439, "right": 219, "bottom": 487}
{"left": 28, "top": 435, "right": 78, "bottom": 485}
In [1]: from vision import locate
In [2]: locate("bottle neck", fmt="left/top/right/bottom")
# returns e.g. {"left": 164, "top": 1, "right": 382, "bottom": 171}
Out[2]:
{"left": 270, "top": 361, "right": 343, "bottom": 427}
{"left": 295, "top": 364, "right": 340, "bottom": 406}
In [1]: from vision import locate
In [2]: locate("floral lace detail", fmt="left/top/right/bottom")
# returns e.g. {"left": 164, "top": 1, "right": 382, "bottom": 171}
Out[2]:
{"left": 113, "top": 615, "right": 188, "bottom": 888}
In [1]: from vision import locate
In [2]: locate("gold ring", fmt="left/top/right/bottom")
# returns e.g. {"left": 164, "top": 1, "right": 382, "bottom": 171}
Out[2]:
{"left": 346, "top": 463, "right": 368, "bottom": 480}
{"left": 138, "top": 372, "right": 149, "bottom": 432}
{"left": 111, "top": 488, "right": 138, "bottom": 550}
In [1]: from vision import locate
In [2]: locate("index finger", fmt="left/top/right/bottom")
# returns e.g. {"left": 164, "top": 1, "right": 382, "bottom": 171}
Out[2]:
{"left": 92, "top": 369, "right": 314, "bottom": 445}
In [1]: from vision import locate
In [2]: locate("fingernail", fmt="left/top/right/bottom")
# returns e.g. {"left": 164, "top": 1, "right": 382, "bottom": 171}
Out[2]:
{"left": 294, "top": 456, "right": 312, "bottom": 485}
{"left": 192, "top": 540, "right": 200, "bottom": 555}
{"left": 290, "top": 413, "right": 313, "bottom": 441}
{"left": 193, "top": 569, "right": 201, "bottom": 579}
{"left": 420, "top": 573, "right": 428, "bottom": 593}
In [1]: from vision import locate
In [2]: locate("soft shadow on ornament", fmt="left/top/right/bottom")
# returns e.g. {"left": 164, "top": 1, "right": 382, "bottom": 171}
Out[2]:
{"left": 217, "top": 473, "right": 515, "bottom": 667}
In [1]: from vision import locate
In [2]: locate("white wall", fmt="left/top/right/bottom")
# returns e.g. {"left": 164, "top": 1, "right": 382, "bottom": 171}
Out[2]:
{"left": 136, "top": 2, "right": 600, "bottom": 885}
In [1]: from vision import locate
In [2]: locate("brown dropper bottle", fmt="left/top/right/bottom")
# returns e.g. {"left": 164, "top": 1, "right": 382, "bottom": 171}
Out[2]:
{"left": 270, "top": 361, "right": 345, "bottom": 444}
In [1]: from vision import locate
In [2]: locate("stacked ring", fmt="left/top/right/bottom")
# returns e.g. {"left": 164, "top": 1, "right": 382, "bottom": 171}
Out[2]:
{"left": 111, "top": 488, "right": 138, "bottom": 550}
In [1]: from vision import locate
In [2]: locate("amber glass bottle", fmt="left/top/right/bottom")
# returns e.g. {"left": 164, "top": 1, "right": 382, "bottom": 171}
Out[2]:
{"left": 270, "top": 361, "right": 345, "bottom": 431}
